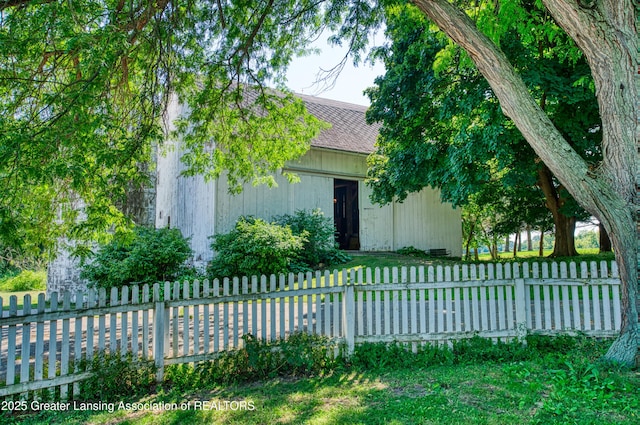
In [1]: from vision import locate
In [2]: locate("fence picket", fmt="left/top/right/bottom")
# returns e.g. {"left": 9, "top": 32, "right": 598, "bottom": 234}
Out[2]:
{"left": 592, "top": 285, "right": 602, "bottom": 331}
{"left": 410, "top": 268, "right": 418, "bottom": 334}
{"left": 602, "top": 285, "right": 612, "bottom": 330}
{"left": 60, "top": 291, "right": 71, "bottom": 400}
{"left": 278, "top": 274, "right": 285, "bottom": 340}
{"left": 322, "top": 271, "right": 330, "bottom": 337}
{"left": 261, "top": 276, "right": 268, "bottom": 341}
{"left": 480, "top": 285, "right": 489, "bottom": 331}
{"left": 392, "top": 268, "right": 400, "bottom": 336}
{"left": 375, "top": 268, "right": 382, "bottom": 335}
{"left": 463, "top": 286, "right": 471, "bottom": 332}
{"left": 497, "top": 286, "right": 505, "bottom": 330}
{"left": 20, "top": 294, "right": 31, "bottom": 400}
{"left": 203, "top": 280, "right": 210, "bottom": 354}
{"left": 194, "top": 280, "right": 201, "bottom": 355}
{"left": 251, "top": 276, "right": 258, "bottom": 336}
{"left": 356, "top": 270, "right": 364, "bottom": 336}
{"left": 530, "top": 262, "right": 537, "bottom": 279}
{"left": 436, "top": 288, "right": 444, "bottom": 334}
{"left": 98, "top": 289, "right": 106, "bottom": 353}
{"left": 297, "top": 273, "right": 305, "bottom": 333}
{"left": 182, "top": 281, "right": 190, "bottom": 357}
{"left": 333, "top": 270, "right": 343, "bottom": 338}
{"left": 73, "top": 291, "right": 83, "bottom": 396}
{"left": 505, "top": 284, "right": 513, "bottom": 329}
{"left": 131, "top": 286, "right": 139, "bottom": 357}
{"left": 305, "top": 272, "right": 313, "bottom": 333}
{"left": 471, "top": 286, "right": 480, "bottom": 331}
{"left": 488, "top": 286, "right": 497, "bottom": 331}
{"left": 612, "top": 284, "right": 621, "bottom": 330}
{"left": 34, "top": 294, "right": 46, "bottom": 396}
{"left": 543, "top": 285, "right": 552, "bottom": 330}
{"left": 366, "top": 268, "right": 374, "bottom": 336}
{"left": 418, "top": 267, "right": 426, "bottom": 334}
{"left": 172, "top": 283, "right": 179, "bottom": 357}
{"left": 223, "top": 278, "right": 230, "bottom": 348}
{"left": 561, "top": 285, "right": 570, "bottom": 330}
{"left": 233, "top": 277, "right": 240, "bottom": 348}
{"left": 47, "top": 293, "right": 58, "bottom": 398}
{"left": 446, "top": 287, "right": 454, "bottom": 333}
{"left": 242, "top": 277, "right": 250, "bottom": 340}
{"left": 533, "top": 284, "right": 542, "bottom": 330}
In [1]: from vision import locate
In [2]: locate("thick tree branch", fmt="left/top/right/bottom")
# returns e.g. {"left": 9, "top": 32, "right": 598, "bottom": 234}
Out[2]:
{"left": 541, "top": 0, "right": 637, "bottom": 201}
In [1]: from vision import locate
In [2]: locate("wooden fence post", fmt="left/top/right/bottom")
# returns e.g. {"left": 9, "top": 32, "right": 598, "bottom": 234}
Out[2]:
{"left": 342, "top": 283, "right": 355, "bottom": 356}
{"left": 153, "top": 283, "right": 165, "bottom": 382}
{"left": 514, "top": 278, "right": 527, "bottom": 342}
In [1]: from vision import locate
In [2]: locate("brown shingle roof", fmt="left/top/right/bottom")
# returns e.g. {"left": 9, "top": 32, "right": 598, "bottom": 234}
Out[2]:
{"left": 297, "top": 94, "right": 380, "bottom": 155}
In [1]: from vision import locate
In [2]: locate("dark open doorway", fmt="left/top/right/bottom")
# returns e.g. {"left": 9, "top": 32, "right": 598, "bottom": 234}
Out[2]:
{"left": 334, "top": 179, "right": 360, "bottom": 250}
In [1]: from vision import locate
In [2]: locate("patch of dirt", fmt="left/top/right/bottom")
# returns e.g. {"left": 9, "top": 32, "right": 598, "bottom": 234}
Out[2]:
{"left": 391, "top": 383, "right": 429, "bottom": 398}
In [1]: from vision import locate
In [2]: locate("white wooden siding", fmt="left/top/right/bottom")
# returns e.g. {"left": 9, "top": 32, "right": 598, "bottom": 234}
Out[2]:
{"left": 359, "top": 184, "right": 394, "bottom": 251}
{"left": 392, "top": 187, "right": 462, "bottom": 256}
{"left": 155, "top": 98, "right": 217, "bottom": 266}
{"left": 214, "top": 172, "right": 333, "bottom": 235}
{"left": 359, "top": 183, "right": 462, "bottom": 254}
{"left": 156, "top": 128, "right": 461, "bottom": 263}
{"left": 286, "top": 148, "right": 369, "bottom": 178}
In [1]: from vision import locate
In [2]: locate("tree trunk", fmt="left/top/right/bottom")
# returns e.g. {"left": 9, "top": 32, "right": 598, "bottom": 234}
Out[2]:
{"left": 538, "top": 231, "right": 544, "bottom": 257}
{"left": 526, "top": 225, "right": 533, "bottom": 251}
{"left": 464, "top": 220, "right": 476, "bottom": 261}
{"left": 513, "top": 233, "right": 519, "bottom": 257}
{"left": 413, "top": 0, "right": 638, "bottom": 364}
{"left": 599, "top": 222, "right": 613, "bottom": 253}
{"left": 552, "top": 215, "right": 578, "bottom": 257}
{"left": 537, "top": 164, "right": 579, "bottom": 257}
{"left": 518, "top": 233, "right": 522, "bottom": 252}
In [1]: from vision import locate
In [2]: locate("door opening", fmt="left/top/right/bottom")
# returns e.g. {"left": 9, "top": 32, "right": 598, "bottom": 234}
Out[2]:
{"left": 334, "top": 179, "right": 360, "bottom": 250}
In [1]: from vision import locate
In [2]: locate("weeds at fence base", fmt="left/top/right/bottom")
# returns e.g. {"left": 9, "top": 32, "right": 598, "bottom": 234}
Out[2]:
{"left": 76, "top": 351, "right": 157, "bottom": 402}
{"left": 163, "top": 332, "right": 342, "bottom": 393}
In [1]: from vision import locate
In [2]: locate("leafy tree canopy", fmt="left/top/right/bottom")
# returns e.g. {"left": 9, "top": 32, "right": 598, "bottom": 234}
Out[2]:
{"left": 0, "top": 0, "right": 385, "bottom": 255}
{"left": 365, "top": 2, "right": 600, "bottom": 209}
{"left": 365, "top": 2, "right": 599, "bottom": 256}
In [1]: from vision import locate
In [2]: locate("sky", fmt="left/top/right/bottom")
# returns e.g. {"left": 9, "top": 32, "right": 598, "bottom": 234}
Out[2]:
{"left": 284, "top": 36, "right": 386, "bottom": 106}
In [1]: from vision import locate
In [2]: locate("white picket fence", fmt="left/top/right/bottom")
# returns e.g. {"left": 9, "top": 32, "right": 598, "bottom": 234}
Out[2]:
{"left": 0, "top": 260, "right": 621, "bottom": 400}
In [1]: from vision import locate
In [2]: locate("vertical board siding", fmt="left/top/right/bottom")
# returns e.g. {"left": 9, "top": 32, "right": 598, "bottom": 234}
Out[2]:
{"left": 0, "top": 260, "right": 622, "bottom": 400}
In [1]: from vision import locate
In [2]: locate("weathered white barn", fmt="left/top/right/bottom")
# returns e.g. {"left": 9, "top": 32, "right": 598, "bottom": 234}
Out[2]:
{"left": 156, "top": 94, "right": 462, "bottom": 266}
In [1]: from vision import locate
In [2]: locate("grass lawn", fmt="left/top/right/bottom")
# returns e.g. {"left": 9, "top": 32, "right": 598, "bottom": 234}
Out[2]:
{"left": 4, "top": 338, "right": 639, "bottom": 425}
{"left": 475, "top": 248, "right": 607, "bottom": 262}
{"left": 337, "top": 250, "right": 614, "bottom": 276}
{"left": 338, "top": 252, "right": 458, "bottom": 272}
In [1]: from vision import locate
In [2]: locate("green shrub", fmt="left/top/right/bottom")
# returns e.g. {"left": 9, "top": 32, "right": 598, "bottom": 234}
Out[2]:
{"left": 0, "top": 261, "right": 20, "bottom": 281}
{"left": 275, "top": 209, "right": 350, "bottom": 269}
{"left": 397, "top": 246, "right": 428, "bottom": 257}
{"left": 76, "top": 351, "right": 157, "bottom": 402}
{"left": 0, "top": 270, "right": 46, "bottom": 291}
{"left": 81, "top": 226, "right": 193, "bottom": 290}
{"left": 207, "top": 216, "right": 305, "bottom": 279}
